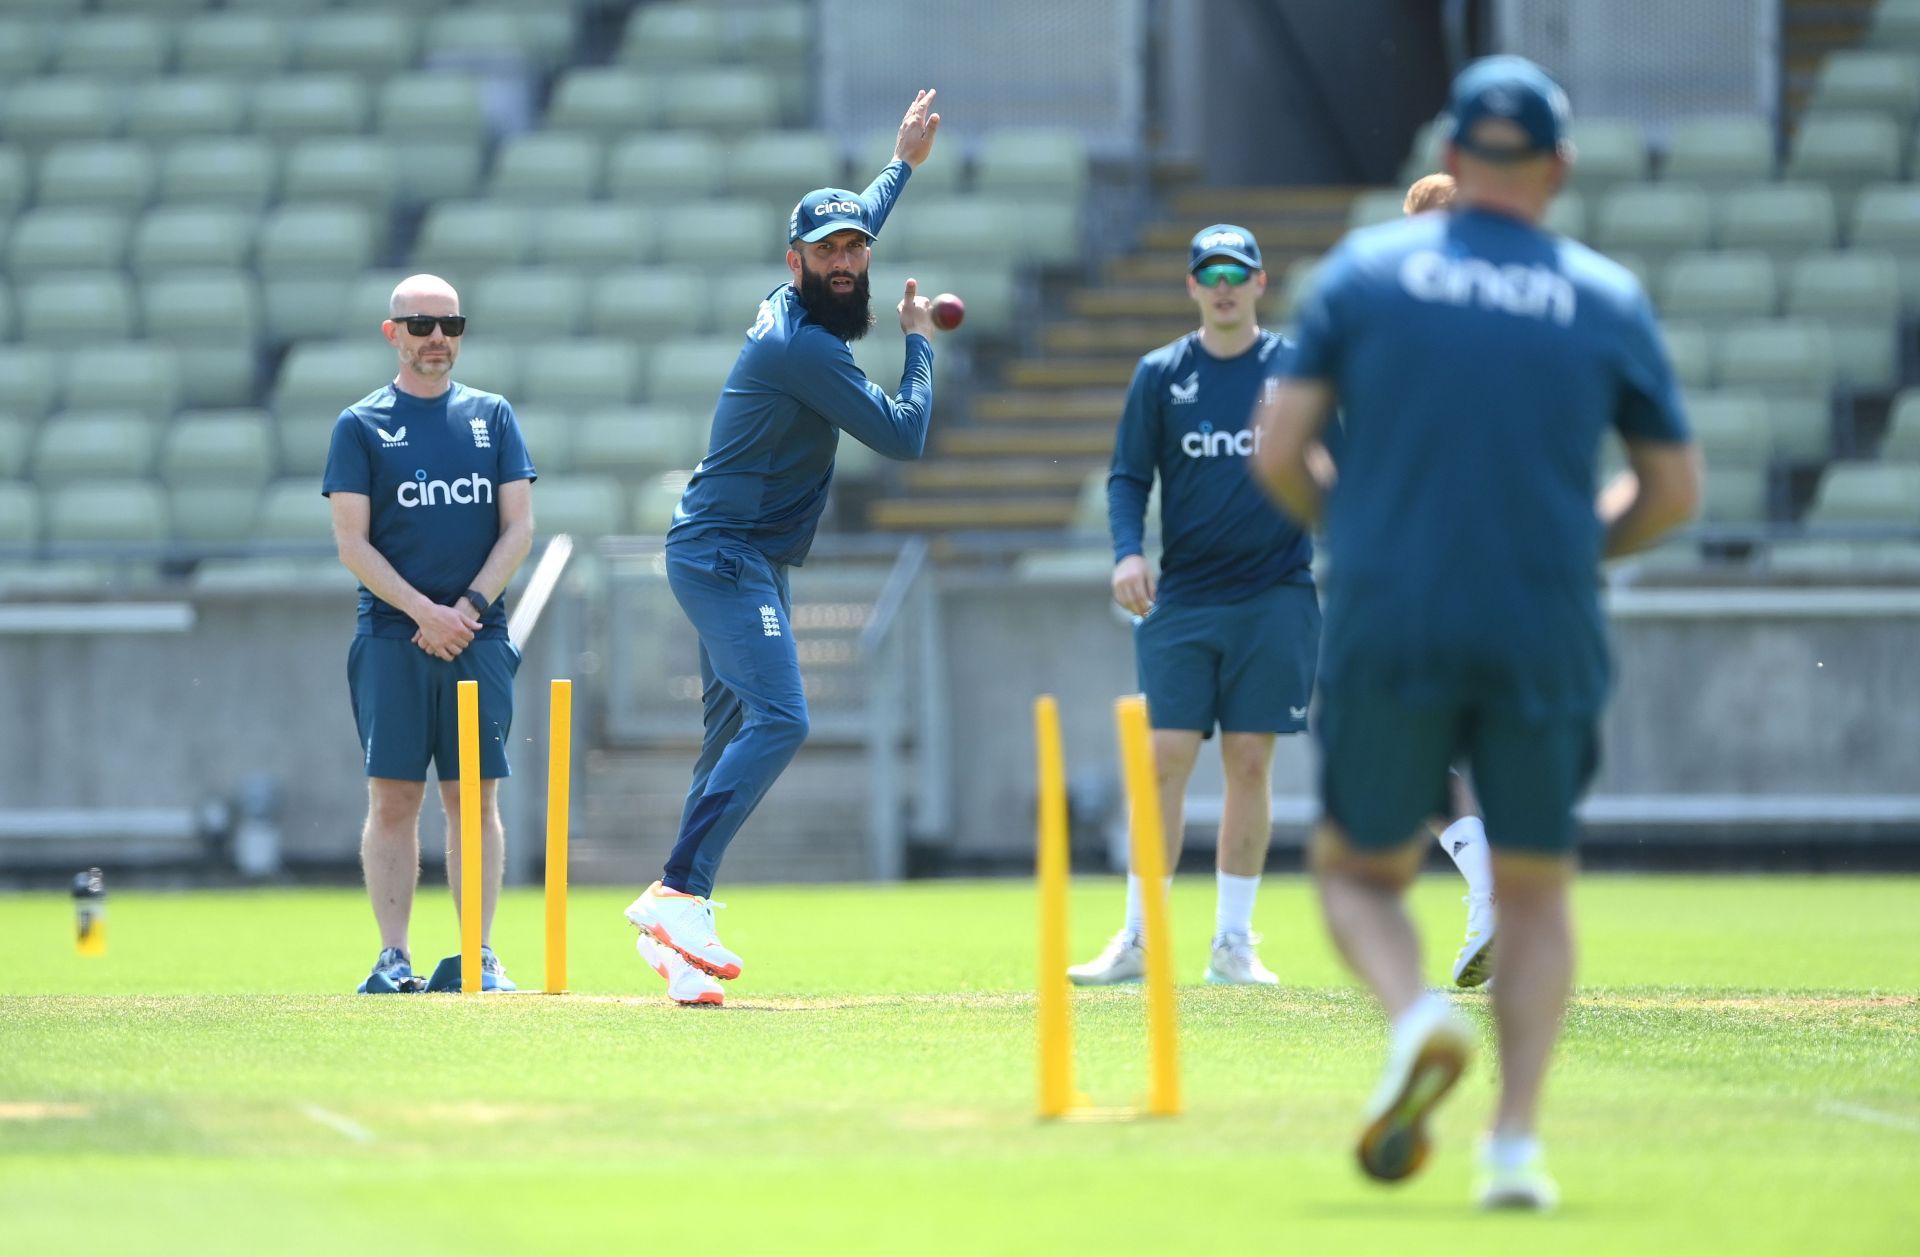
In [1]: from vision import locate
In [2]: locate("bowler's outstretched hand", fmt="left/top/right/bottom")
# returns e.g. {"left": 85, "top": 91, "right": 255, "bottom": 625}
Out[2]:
{"left": 894, "top": 89, "right": 941, "bottom": 167}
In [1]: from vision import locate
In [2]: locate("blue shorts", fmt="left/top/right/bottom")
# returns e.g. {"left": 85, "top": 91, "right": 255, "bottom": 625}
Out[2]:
{"left": 1134, "top": 580, "right": 1320, "bottom": 735}
{"left": 347, "top": 634, "right": 520, "bottom": 781}
{"left": 1318, "top": 678, "right": 1598, "bottom": 855}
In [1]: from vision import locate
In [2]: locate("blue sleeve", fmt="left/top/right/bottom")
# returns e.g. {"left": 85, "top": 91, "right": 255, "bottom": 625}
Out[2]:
{"left": 493, "top": 399, "right": 537, "bottom": 483}
{"left": 1107, "top": 359, "right": 1158, "bottom": 562}
{"left": 1284, "top": 247, "right": 1351, "bottom": 381}
{"left": 1614, "top": 292, "right": 1692, "bottom": 444}
{"left": 320, "top": 411, "right": 370, "bottom": 497}
{"left": 783, "top": 327, "right": 933, "bottom": 460}
{"left": 860, "top": 159, "right": 912, "bottom": 239}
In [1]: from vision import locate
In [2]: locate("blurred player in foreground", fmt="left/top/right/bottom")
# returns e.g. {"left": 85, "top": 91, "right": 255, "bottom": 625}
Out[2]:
{"left": 1070, "top": 225, "right": 1317, "bottom": 987}
{"left": 1254, "top": 58, "right": 1699, "bottom": 1207}
{"left": 621, "top": 91, "right": 945, "bottom": 1007}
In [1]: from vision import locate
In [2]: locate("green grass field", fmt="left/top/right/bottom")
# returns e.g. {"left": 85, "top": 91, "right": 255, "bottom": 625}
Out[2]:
{"left": 1, "top": 875, "right": 1915, "bottom": 1255}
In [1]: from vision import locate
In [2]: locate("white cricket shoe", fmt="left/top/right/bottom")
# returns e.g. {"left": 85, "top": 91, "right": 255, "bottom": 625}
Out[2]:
{"left": 1453, "top": 894, "right": 1496, "bottom": 988}
{"left": 1066, "top": 929, "right": 1145, "bottom": 986}
{"left": 636, "top": 932, "right": 724, "bottom": 1007}
{"left": 623, "top": 881, "right": 742, "bottom": 980}
{"left": 1476, "top": 1139, "right": 1560, "bottom": 1211}
{"left": 1204, "top": 931, "right": 1280, "bottom": 985}
{"left": 1356, "top": 993, "right": 1474, "bottom": 1183}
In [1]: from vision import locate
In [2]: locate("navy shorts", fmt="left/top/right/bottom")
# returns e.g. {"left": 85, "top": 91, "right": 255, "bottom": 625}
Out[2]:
{"left": 1318, "top": 678, "right": 1598, "bottom": 855}
{"left": 1134, "top": 580, "right": 1320, "bottom": 735}
{"left": 347, "top": 634, "right": 520, "bottom": 781}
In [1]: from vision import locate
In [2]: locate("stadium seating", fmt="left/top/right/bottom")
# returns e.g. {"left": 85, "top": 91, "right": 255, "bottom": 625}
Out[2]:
{"left": 1716, "top": 184, "right": 1838, "bottom": 262}
{"left": 1663, "top": 116, "right": 1775, "bottom": 190}
{"left": 1594, "top": 184, "right": 1713, "bottom": 264}
{"left": 1806, "top": 462, "right": 1920, "bottom": 525}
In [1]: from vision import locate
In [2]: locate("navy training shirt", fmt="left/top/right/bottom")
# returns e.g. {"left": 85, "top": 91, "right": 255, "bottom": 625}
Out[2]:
{"left": 321, "top": 381, "right": 537, "bottom": 640}
{"left": 668, "top": 160, "right": 933, "bottom": 566}
{"left": 1109, "top": 330, "right": 1314, "bottom": 605}
{"left": 1287, "top": 207, "right": 1690, "bottom": 717}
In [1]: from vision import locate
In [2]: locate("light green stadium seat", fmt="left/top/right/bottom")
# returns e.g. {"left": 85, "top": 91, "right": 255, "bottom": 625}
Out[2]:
{"left": 644, "top": 336, "right": 739, "bottom": 411}
{"left": 412, "top": 202, "right": 533, "bottom": 272}
{"left": 1699, "top": 466, "right": 1769, "bottom": 523}
{"left": 0, "top": 347, "right": 60, "bottom": 418}
{"left": 126, "top": 79, "right": 250, "bottom": 140}
{"left": 642, "top": 199, "right": 777, "bottom": 261}
{"left": 725, "top": 130, "right": 843, "bottom": 204}
{"left": 53, "top": 16, "right": 170, "bottom": 78}
{"left": 571, "top": 405, "right": 703, "bottom": 480}
{"left": 1811, "top": 51, "right": 1920, "bottom": 125}
{"left": 1540, "top": 191, "right": 1586, "bottom": 240}
{"left": 1870, "top": 0, "right": 1920, "bottom": 50}
{"left": 158, "top": 138, "right": 277, "bottom": 207}
{"left": 97, "top": 0, "right": 211, "bottom": 15}
{"left": 1566, "top": 118, "right": 1646, "bottom": 200}
{"left": 1682, "top": 391, "right": 1773, "bottom": 466}
{"left": 657, "top": 69, "right": 781, "bottom": 133}
{"left": 487, "top": 133, "right": 604, "bottom": 203}
{"left": 0, "top": 415, "right": 31, "bottom": 478}
{"left": 332, "top": 270, "right": 408, "bottom": 338}
{"left": 854, "top": 130, "right": 958, "bottom": 196}
{"left": 9, "top": 232, "right": 119, "bottom": 309}
{"left": 0, "top": 483, "right": 40, "bottom": 545}
{"left": 1016, "top": 200, "right": 1083, "bottom": 268}
{"left": 1658, "top": 250, "right": 1777, "bottom": 328}
{"left": 1659, "top": 321, "right": 1713, "bottom": 390}
{"left": 544, "top": 70, "right": 658, "bottom": 135}
{"left": 392, "top": 138, "right": 486, "bottom": 206}
{"left": 2, "top": 78, "right": 123, "bottom": 148}
{"left": 588, "top": 267, "right": 710, "bottom": 337}
{"left": 1784, "top": 251, "right": 1901, "bottom": 391}
{"left": 251, "top": 75, "right": 368, "bottom": 139}
{"left": 532, "top": 474, "right": 625, "bottom": 541}
{"left": 274, "top": 414, "right": 334, "bottom": 476}
{"left": 47, "top": 479, "right": 169, "bottom": 544}
{"left": 1593, "top": 184, "right": 1712, "bottom": 264}
{"left": 376, "top": 72, "right": 489, "bottom": 139}
{"left": 533, "top": 204, "right": 654, "bottom": 269}
{"left": 606, "top": 132, "right": 724, "bottom": 199}
{"left": 1848, "top": 184, "right": 1920, "bottom": 311}
{"left": 1602, "top": 251, "right": 1651, "bottom": 289}
{"left": 62, "top": 344, "right": 180, "bottom": 417}
{"left": 271, "top": 341, "right": 394, "bottom": 421}
{"left": 709, "top": 267, "right": 789, "bottom": 334}
{"left": 1806, "top": 461, "right": 1920, "bottom": 525}
{"left": 130, "top": 205, "right": 256, "bottom": 275}
{"left": 140, "top": 270, "right": 260, "bottom": 406}
{"left": 256, "top": 204, "right": 374, "bottom": 276}
{"left": 741, "top": 2, "right": 808, "bottom": 67}
{"left": 160, "top": 410, "right": 276, "bottom": 485}
{"left": 2, "top": 0, "right": 92, "bottom": 17}
{"left": 469, "top": 268, "right": 588, "bottom": 339}
{"left": 188, "top": 556, "right": 361, "bottom": 591}
{"left": 175, "top": 13, "right": 290, "bottom": 77}
{"left": 294, "top": 11, "right": 418, "bottom": 75}
{"left": 630, "top": 469, "right": 692, "bottom": 536}
{"left": 264, "top": 278, "right": 355, "bottom": 347}
{"left": 1881, "top": 389, "right": 1920, "bottom": 458}
{"left": 1348, "top": 188, "right": 1406, "bottom": 230}
{"left": 1663, "top": 116, "right": 1775, "bottom": 191}
{"left": 33, "top": 411, "right": 157, "bottom": 482}
{"left": 1714, "top": 319, "right": 1835, "bottom": 393}
{"left": 282, "top": 138, "right": 397, "bottom": 213}
{"left": 20, "top": 272, "right": 137, "bottom": 343}
{"left": 1715, "top": 183, "right": 1836, "bottom": 262}
{"left": 1786, "top": 112, "right": 1903, "bottom": 209}
{"left": 891, "top": 197, "right": 1019, "bottom": 263}
{"left": 0, "top": 145, "right": 29, "bottom": 217}
{"left": 1764, "top": 394, "right": 1832, "bottom": 463}
{"left": 619, "top": 4, "right": 728, "bottom": 66}
{"left": 0, "top": 282, "right": 13, "bottom": 340}
{"left": 254, "top": 479, "right": 330, "bottom": 544}
{"left": 36, "top": 139, "right": 157, "bottom": 210}
{"left": 519, "top": 339, "right": 644, "bottom": 408}
{"left": 422, "top": 8, "right": 573, "bottom": 72}
{"left": 225, "top": 0, "right": 325, "bottom": 11}
{"left": 0, "top": 18, "right": 53, "bottom": 77}
{"left": 508, "top": 405, "right": 572, "bottom": 473}
{"left": 169, "top": 485, "right": 264, "bottom": 545}
{"left": 446, "top": 338, "right": 519, "bottom": 399}
{"left": 975, "top": 128, "right": 1091, "bottom": 202}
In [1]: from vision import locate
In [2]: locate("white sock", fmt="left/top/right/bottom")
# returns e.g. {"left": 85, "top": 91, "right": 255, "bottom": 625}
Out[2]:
{"left": 1214, "top": 870, "right": 1260, "bottom": 939}
{"left": 1483, "top": 1130, "right": 1542, "bottom": 1171}
{"left": 1122, "top": 873, "right": 1171, "bottom": 939}
{"left": 1437, "top": 815, "right": 1495, "bottom": 901}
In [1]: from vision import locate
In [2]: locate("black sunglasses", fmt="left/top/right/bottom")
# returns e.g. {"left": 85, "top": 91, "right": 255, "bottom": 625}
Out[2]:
{"left": 396, "top": 314, "right": 466, "bottom": 337}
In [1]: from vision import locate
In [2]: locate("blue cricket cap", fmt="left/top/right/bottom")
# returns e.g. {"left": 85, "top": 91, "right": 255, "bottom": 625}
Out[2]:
{"left": 1188, "top": 224, "right": 1261, "bottom": 273}
{"left": 790, "top": 188, "right": 872, "bottom": 244}
{"left": 1446, "top": 55, "right": 1571, "bottom": 163}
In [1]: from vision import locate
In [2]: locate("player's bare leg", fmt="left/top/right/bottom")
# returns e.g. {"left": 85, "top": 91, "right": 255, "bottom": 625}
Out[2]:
{"left": 1208, "top": 732, "right": 1279, "bottom": 983}
{"left": 360, "top": 777, "right": 425, "bottom": 990}
{"left": 440, "top": 778, "right": 508, "bottom": 980}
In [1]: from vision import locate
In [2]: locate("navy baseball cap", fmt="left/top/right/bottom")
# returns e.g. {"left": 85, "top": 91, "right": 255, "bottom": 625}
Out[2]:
{"left": 790, "top": 188, "right": 872, "bottom": 244}
{"left": 1446, "top": 55, "right": 1571, "bottom": 163}
{"left": 1188, "top": 224, "right": 1261, "bottom": 272}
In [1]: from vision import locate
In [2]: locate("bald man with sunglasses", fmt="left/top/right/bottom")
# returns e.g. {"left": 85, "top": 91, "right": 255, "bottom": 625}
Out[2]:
{"left": 324, "top": 273, "right": 538, "bottom": 995}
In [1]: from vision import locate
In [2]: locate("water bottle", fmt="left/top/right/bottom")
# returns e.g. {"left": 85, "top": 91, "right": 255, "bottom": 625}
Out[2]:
{"left": 72, "top": 868, "right": 106, "bottom": 956}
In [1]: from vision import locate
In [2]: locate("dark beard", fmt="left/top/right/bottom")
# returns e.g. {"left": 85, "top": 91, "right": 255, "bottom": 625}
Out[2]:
{"left": 797, "top": 265, "right": 874, "bottom": 342}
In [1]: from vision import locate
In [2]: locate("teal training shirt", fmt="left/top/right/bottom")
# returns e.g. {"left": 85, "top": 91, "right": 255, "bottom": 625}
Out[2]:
{"left": 668, "top": 160, "right": 932, "bottom": 566}
{"left": 1108, "top": 330, "right": 1313, "bottom": 605}
{"left": 1287, "top": 207, "right": 1689, "bottom": 717}
{"left": 321, "top": 382, "right": 536, "bottom": 640}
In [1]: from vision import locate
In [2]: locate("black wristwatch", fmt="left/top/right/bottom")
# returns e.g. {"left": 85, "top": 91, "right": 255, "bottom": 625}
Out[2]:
{"left": 462, "top": 588, "right": 491, "bottom": 615}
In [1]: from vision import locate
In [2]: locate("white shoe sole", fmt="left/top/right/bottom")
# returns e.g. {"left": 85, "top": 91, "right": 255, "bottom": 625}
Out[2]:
{"left": 623, "top": 895, "right": 742, "bottom": 980}
{"left": 1357, "top": 1024, "right": 1472, "bottom": 1183}
{"left": 1203, "top": 969, "right": 1280, "bottom": 986}
{"left": 1454, "top": 933, "right": 1495, "bottom": 988}
{"left": 635, "top": 935, "right": 725, "bottom": 1007}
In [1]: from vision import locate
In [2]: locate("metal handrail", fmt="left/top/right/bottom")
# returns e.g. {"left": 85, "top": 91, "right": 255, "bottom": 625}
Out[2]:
{"left": 858, "top": 534, "right": 930, "bottom": 657}
{"left": 508, "top": 533, "right": 576, "bottom": 648}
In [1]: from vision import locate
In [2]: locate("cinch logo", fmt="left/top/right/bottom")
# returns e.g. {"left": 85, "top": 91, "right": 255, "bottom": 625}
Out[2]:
{"left": 1199, "top": 230, "right": 1246, "bottom": 251}
{"left": 397, "top": 470, "right": 494, "bottom": 508}
{"left": 1181, "top": 420, "right": 1261, "bottom": 459}
{"left": 1398, "top": 251, "right": 1577, "bottom": 325}
{"left": 813, "top": 199, "right": 860, "bottom": 216}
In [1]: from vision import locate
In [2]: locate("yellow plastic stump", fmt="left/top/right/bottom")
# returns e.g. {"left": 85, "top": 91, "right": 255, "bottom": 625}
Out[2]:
{"left": 458, "top": 679, "right": 482, "bottom": 997}
{"left": 545, "top": 679, "right": 572, "bottom": 995}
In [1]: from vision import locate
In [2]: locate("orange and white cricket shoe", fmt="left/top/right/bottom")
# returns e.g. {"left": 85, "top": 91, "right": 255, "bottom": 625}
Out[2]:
{"left": 635, "top": 932, "right": 724, "bottom": 1007}
{"left": 623, "top": 881, "right": 743, "bottom": 980}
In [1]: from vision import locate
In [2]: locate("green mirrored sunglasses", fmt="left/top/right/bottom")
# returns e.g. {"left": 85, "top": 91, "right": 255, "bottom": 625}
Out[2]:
{"left": 1193, "top": 263, "right": 1253, "bottom": 287}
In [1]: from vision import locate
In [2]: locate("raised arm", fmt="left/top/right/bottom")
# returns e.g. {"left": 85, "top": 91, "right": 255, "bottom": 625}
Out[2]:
{"left": 861, "top": 89, "right": 940, "bottom": 237}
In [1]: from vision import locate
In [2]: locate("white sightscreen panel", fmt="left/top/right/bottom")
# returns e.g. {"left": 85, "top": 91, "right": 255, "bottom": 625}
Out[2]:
{"left": 818, "top": 0, "right": 1144, "bottom": 155}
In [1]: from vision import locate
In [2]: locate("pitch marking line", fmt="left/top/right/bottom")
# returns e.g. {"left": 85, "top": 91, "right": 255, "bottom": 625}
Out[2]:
{"left": 300, "top": 1104, "right": 376, "bottom": 1144}
{"left": 1819, "top": 1101, "right": 1920, "bottom": 1135}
